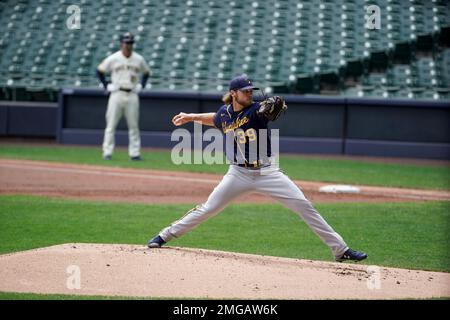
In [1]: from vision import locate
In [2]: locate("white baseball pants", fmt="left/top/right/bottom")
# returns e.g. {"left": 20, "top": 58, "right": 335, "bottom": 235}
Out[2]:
{"left": 159, "top": 165, "right": 349, "bottom": 258}
{"left": 102, "top": 90, "right": 141, "bottom": 158}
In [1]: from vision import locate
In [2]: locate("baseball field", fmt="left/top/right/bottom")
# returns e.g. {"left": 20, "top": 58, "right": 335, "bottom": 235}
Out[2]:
{"left": 0, "top": 142, "right": 449, "bottom": 299}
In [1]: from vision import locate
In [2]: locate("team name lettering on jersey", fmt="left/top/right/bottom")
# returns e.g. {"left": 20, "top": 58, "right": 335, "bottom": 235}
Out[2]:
{"left": 114, "top": 65, "right": 140, "bottom": 73}
{"left": 222, "top": 117, "right": 249, "bottom": 133}
{"left": 213, "top": 102, "right": 272, "bottom": 165}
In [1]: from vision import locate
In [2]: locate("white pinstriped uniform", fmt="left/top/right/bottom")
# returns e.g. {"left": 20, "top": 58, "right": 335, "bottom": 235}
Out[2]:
{"left": 98, "top": 51, "right": 150, "bottom": 158}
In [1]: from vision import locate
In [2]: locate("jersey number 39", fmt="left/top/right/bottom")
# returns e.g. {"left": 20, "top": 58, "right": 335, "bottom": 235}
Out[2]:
{"left": 235, "top": 128, "right": 257, "bottom": 144}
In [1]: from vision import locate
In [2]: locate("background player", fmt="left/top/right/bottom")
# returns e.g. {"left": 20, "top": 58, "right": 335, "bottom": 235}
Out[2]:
{"left": 96, "top": 32, "right": 151, "bottom": 161}
{"left": 148, "top": 74, "right": 368, "bottom": 262}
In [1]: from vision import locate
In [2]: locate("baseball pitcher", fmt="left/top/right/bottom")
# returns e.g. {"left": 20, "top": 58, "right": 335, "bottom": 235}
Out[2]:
{"left": 96, "top": 32, "right": 151, "bottom": 160}
{"left": 148, "top": 75, "right": 368, "bottom": 262}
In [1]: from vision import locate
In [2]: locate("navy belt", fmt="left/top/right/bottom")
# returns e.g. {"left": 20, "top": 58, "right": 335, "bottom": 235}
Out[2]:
{"left": 237, "top": 162, "right": 269, "bottom": 169}
{"left": 119, "top": 87, "right": 132, "bottom": 92}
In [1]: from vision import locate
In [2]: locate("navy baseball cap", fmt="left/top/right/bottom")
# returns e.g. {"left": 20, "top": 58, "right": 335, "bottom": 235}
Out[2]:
{"left": 229, "top": 75, "right": 259, "bottom": 91}
{"left": 120, "top": 32, "right": 135, "bottom": 44}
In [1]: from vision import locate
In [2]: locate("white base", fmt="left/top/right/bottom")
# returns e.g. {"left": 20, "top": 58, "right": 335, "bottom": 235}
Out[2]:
{"left": 319, "top": 185, "right": 361, "bottom": 194}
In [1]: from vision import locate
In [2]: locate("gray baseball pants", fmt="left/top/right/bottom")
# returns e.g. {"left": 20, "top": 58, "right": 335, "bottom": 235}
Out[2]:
{"left": 159, "top": 164, "right": 348, "bottom": 258}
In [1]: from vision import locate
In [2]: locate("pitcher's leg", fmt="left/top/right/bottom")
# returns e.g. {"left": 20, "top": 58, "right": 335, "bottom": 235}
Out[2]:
{"left": 256, "top": 170, "right": 348, "bottom": 258}
{"left": 276, "top": 197, "right": 348, "bottom": 258}
{"left": 124, "top": 94, "right": 140, "bottom": 158}
{"left": 158, "top": 167, "right": 251, "bottom": 242}
{"left": 103, "top": 92, "right": 123, "bottom": 157}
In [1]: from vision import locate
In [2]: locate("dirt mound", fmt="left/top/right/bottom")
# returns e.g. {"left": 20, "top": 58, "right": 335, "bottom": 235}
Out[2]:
{"left": 0, "top": 243, "right": 448, "bottom": 299}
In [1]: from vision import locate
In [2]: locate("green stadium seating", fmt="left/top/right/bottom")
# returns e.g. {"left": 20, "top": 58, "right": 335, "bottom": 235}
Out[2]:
{"left": 0, "top": 0, "right": 449, "bottom": 101}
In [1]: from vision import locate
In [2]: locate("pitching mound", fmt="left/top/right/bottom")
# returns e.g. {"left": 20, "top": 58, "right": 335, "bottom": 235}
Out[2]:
{"left": 0, "top": 244, "right": 449, "bottom": 299}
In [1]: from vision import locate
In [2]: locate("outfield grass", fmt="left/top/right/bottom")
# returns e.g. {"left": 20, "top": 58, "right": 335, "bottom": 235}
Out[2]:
{"left": 0, "top": 195, "right": 448, "bottom": 272}
{"left": 0, "top": 144, "right": 449, "bottom": 190}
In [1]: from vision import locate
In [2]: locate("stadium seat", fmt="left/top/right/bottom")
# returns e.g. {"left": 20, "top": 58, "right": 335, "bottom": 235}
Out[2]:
{"left": 0, "top": 0, "right": 449, "bottom": 99}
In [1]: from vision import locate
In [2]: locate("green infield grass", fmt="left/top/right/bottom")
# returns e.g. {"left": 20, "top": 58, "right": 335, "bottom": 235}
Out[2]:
{"left": 1, "top": 195, "right": 448, "bottom": 272}
{"left": 0, "top": 292, "right": 145, "bottom": 300}
{"left": 0, "top": 291, "right": 446, "bottom": 300}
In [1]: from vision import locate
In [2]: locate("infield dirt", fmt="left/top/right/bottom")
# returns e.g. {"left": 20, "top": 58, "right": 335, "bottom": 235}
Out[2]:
{"left": 1, "top": 159, "right": 449, "bottom": 203}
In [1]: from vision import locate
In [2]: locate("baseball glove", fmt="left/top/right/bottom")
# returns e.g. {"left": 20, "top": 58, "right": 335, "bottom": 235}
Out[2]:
{"left": 257, "top": 96, "right": 288, "bottom": 121}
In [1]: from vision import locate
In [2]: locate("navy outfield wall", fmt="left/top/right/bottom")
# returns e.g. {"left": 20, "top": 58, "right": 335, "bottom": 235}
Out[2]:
{"left": 56, "top": 88, "right": 450, "bottom": 159}
{"left": 0, "top": 101, "right": 57, "bottom": 137}
{"left": 4, "top": 88, "right": 448, "bottom": 159}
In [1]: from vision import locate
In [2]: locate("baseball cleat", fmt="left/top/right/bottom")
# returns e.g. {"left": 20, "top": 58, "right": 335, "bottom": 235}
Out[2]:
{"left": 336, "top": 248, "right": 368, "bottom": 262}
{"left": 131, "top": 156, "right": 142, "bottom": 161}
{"left": 103, "top": 155, "right": 112, "bottom": 160}
{"left": 147, "top": 235, "right": 166, "bottom": 248}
